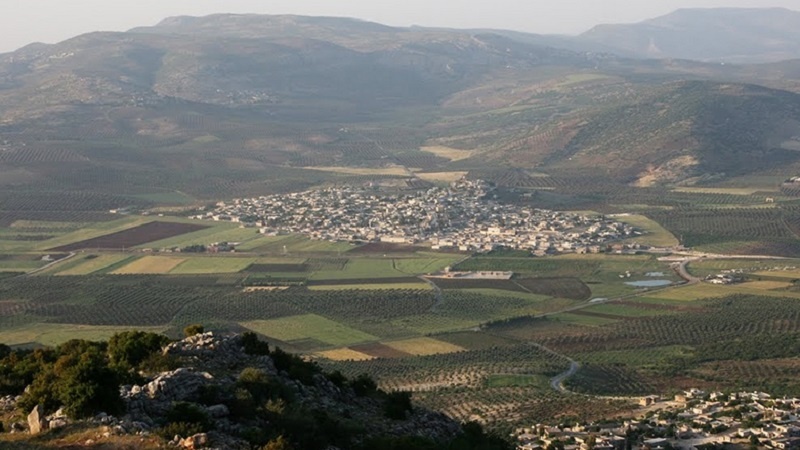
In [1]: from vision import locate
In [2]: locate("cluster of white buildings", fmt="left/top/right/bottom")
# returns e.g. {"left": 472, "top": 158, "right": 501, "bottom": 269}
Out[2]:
{"left": 196, "top": 179, "right": 638, "bottom": 254}
{"left": 517, "top": 389, "right": 800, "bottom": 450}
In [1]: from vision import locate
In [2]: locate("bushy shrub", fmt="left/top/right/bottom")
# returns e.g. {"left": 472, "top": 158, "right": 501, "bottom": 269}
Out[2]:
{"left": 165, "top": 402, "right": 211, "bottom": 432}
{"left": 183, "top": 324, "right": 205, "bottom": 337}
{"left": 241, "top": 332, "right": 270, "bottom": 355}
{"left": 108, "top": 331, "right": 170, "bottom": 372}
{"left": 349, "top": 373, "right": 377, "bottom": 396}
{"left": 157, "top": 422, "right": 206, "bottom": 440}
{"left": 383, "top": 391, "right": 413, "bottom": 420}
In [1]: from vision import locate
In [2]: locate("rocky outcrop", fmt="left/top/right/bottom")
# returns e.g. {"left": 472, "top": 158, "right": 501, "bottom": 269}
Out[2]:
{"left": 122, "top": 368, "right": 216, "bottom": 423}
{"left": 27, "top": 404, "right": 47, "bottom": 435}
{"left": 0, "top": 395, "right": 19, "bottom": 413}
{"left": 117, "top": 332, "right": 461, "bottom": 448}
{"left": 46, "top": 406, "right": 69, "bottom": 430}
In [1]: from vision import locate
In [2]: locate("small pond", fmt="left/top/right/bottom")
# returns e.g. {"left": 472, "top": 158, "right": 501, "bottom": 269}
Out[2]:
{"left": 625, "top": 280, "right": 673, "bottom": 287}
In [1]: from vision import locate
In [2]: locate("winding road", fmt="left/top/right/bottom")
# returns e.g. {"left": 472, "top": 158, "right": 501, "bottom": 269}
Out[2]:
{"left": 550, "top": 359, "right": 580, "bottom": 392}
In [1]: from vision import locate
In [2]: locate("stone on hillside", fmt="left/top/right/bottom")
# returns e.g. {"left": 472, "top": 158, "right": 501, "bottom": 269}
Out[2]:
{"left": 181, "top": 432, "right": 209, "bottom": 449}
{"left": 27, "top": 404, "right": 47, "bottom": 435}
{"left": 49, "top": 418, "right": 68, "bottom": 429}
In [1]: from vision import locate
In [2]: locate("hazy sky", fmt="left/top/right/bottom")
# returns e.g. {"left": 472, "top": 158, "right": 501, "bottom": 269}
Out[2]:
{"left": 2, "top": 0, "right": 799, "bottom": 53}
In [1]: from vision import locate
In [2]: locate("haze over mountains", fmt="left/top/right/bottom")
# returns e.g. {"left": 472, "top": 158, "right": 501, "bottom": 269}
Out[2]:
{"left": 581, "top": 7, "right": 800, "bottom": 63}
{"left": 2, "top": 8, "right": 800, "bottom": 206}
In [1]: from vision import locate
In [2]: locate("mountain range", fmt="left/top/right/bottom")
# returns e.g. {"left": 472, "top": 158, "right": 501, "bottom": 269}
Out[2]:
{"left": 2, "top": 8, "right": 800, "bottom": 207}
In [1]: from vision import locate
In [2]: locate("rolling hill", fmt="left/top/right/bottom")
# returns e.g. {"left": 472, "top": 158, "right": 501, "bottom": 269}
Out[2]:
{"left": 580, "top": 8, "right": 800, "bottom": 63}
{"left": 1, "top": 12, "right": 800, "bottom": 213}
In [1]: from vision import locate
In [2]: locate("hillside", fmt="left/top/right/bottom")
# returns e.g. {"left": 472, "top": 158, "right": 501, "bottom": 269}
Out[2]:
{"left": 0, "top": 331, "right": 507, "bottom": 450}
{"left": 580, "top": 8, "right": 800, "bottom": 63}
{"left": 1, "top": 13, "right": 800, "bottom": 218}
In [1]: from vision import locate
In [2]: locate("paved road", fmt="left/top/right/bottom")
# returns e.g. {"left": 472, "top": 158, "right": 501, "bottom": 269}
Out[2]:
{"left": 18, "top": 252, "right": 76, "bottom": 277}
{"left": 550, "top": 360, "right": 580, "bottom": 392}
{"left": 421, "top": 276, "right": 444, "bottom": 312}
{"left": 672, "top": 258, "right": 703, "bottom": 284}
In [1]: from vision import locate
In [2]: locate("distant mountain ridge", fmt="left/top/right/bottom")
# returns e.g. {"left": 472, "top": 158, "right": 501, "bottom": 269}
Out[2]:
{"left": 2, "top": 11, "right": 800, "bottom": 203}
{"left": 580, "top": 7, "right": 800, "bottom": 63}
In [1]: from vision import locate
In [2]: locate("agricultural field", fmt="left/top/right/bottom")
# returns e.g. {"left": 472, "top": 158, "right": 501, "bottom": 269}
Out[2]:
{"left": 53, "top": 254, "right": 134, "bottom": 276}
{"left": 111, "top": 256, "right": 187, "bottom": 274}
{"left": 241, "top": 314, "right": 379, "bottom": 347}
{"left": 415, "top": 171, "right": 470, "bottom": 183}
{"left": 685, "top": 258, "right": 799, "bottom": 278}
{"left": 4, "top": 200, "right": 800, "bottom": 427}
{"left": 308, "top": 282, "right": 432, "bottom": 291}
{"left": 648, "top": 282, "right": 800, "bottom": 302}
{"left": 0, "top": 216, "right": 146, "bottom": 253}
{"left": 315, "top": 348, "right": 375, "bottom": 361}
{"left": 419, "top": 146, "right": 475, "bottom": 161}
{"left": 50, "top": 221, "right": 208, "bottom": 251}
{"left": 137, "top": 223, "right": 264, "bottom": 250}
{"left": 0, "top": 323, "right": 168, "bottom": 347}
{"left": 0, "top": 254, "right": 51, "bottom": 273}
{"left": 614, "top": 214, "right": 680, "bottom": 247}
{"left": 672, "top": 187, "right": 771, "bottom": 196}
{"left": 384, "top": 337, "right": 465, "bottom": 356}
{"left": 168, "top": 256, "right": 257, "bottom": 274}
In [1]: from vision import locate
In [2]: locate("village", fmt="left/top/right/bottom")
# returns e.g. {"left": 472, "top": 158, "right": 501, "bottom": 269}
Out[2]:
{"left": 196, "top": 179, "right": 639, "bottom": 254}
{"left": 516, "top": 389, "right": 800, "bottom": 450}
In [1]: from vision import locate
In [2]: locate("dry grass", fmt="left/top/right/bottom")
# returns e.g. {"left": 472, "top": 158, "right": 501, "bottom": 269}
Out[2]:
{"left": 420, "top": 146, "right": 475, "bottom": 161}
{"left": 415, "top": 171, "right": 469, "bottom": 183}
{"left": 316, "top": 348, "right": 376, "bottom": 361}
{"left": 384, "top": 337, "right": 465, "bottom": 356}
{"left": 0, "top": 423, "right": 165, "bottom": 449}
{"left": 111, "top": 256, "right": 186, "bottom": 274}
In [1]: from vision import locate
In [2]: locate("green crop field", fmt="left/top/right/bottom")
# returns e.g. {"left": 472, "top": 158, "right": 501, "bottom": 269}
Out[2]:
{"left": 310, "top": 258, "right": 409, "bottom": 280}
{"left": 615, "top": 214, "right": 680, "bottom": 247}
{"left": 394, "top": 256, "right": 463, "bottom": 274}
{"left": 0, "top": 323, "right": 168, "bottom": 347}
{"left": 169, "top": 256, "right": 257, "bottom": 274}
{"left": 30, "top": 217, "right": 152, "bottom": 251}
{"left": 308, "top": 282, "right": 433, "bottom": 291}
{"left": 137, "top": 223, "right": 263, "bottom": 249}
{"left": 649, "top": 283, "right": 800, "bottom": 302}
{"left": 242, "top": 314, "right": 379, "bottom": 347}
{"left": 55, "top": 253, "right": 135, "bottom": 275}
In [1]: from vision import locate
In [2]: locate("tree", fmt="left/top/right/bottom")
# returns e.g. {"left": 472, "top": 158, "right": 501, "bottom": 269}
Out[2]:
{"left": 350, "top": 373, "right": 377, "bottom": 396}
{"left": 384, "top": 391, "right": 413, "bottom": 420}
{"left": 183, "top": 324, "right": 205, "bottom": 337}
{"left": 241, "top": 332, "right": 270, "bottom": 355}
{"left": 55, "top": 345, "right": 123, "bottom": 418}
{"left": 107, "top": 331, "right": 169, "bottom": 372}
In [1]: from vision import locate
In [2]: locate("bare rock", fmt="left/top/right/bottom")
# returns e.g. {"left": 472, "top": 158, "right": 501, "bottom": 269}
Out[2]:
{"left": 181, "top": 432, "right": 209, "bottom": 449}
{"left": 27, "top": 404, "right": 47, "bottom": 435}
{"left": 49, "top": 418, "right": 68, "bottom": 429}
